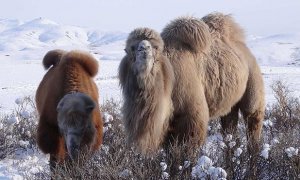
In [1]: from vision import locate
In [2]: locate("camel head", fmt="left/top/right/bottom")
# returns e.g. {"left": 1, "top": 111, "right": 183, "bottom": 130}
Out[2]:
{"left": 57, "top": 92, "right": 96, "bottom": 160}
{"left": 132, "top": 40, "right": 156, "bottom": 76}
{"left": 123, "top": 28, "right": 164, "bottom": 85}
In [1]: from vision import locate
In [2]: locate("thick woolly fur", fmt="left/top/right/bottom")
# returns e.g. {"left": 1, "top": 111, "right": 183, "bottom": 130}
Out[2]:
{"left": 119, "top": 13, "right": 265, "bottom": 154}
{"left": 36, "top": 50, "right": 103, "bottom": 165}
{"left": 119, "top": 28, "right": 175, "bottom": 154}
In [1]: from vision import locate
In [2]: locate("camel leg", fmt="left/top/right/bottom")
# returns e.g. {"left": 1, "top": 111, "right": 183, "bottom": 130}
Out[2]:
{"left": 164, "top": 96, "right": 209, "bottom": 177}
{"left": 239, "top": 74, "right": 265, "bottom": 151}
{"left": 166, "top": 99, "right": 209, "bottom": 148}
{"left": 220, "top": 105, "right": 239, "bottom": 137}
{"left": 37, "top": 116, "right": 60, "bottom": 155}
{"left": 220, "top": 105, "right": 240, "bottom": 178}
{"left": 239, "top": 68, "right": 265, "bottom": 178}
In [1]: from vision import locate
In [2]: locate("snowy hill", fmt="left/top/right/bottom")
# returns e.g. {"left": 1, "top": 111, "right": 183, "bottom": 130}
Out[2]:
{"left": 248, "top": 33, "right": 300, "bottom": 66}
{"left": 0, "top": 17, "right": 300, "bottom": 66}
{"left": 0, "top": 18, "right": 127, "bottom": 61}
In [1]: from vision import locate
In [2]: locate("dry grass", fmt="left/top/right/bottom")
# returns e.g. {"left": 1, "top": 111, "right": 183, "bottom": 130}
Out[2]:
{"left": 1, "top": 81, "right": 300, "bottom": 179}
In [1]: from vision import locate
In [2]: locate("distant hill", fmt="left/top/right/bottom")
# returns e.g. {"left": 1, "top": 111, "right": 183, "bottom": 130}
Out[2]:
{"left": 0, "top": 18, "right": 299, "bottom": 66}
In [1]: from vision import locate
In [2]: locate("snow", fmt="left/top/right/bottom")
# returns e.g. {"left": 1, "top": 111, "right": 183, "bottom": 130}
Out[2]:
{"left": 119, "top": 169, "right": 131, "bottom": 179}
{"left": 208, "top": 167, "right": 227, "bottom": 180}
{"left": 0, "top": 148, "right": 48, "bottom": 179}
{"left": 196, "top": 156, "right": 213, "bottom": 170}
{"left": 183, "top": 160, "right": 191, "bottom": 168}
{"left": 261, "top": 144, "right": 271, "bottom": 159}
{"left": 161, "top": 172, "right": 170, "bottom": 179}
{"left": 285, "top": 147, "right": 299, "bottom": 158}
{"left": 160, "top": 162, "right": 168, "bottom": 171}
{"left": 6, "top": 116, "right": 19, "bottom": 126}
{"left": 248, "top": 33, "right": 300, "bottom": 66}
{"left": 225, "top": 134, "right": 233, "bottom": 142}
{"left": 192, "top": 156, "right": 227, "bottom": 179}
{"left": 103, "top": 112, "right": 114, "bottom": 123}
{"left": 234, "top": 148, "right": 243, "bottom": 157}
{"left": 228, "top": 141, "right": 236, "bottom": 148}
{"left": 263, "top": 119, "right": 274, "bottom": 127}
{"left": 0, "top": 16, "right": 300, "bottom": 179}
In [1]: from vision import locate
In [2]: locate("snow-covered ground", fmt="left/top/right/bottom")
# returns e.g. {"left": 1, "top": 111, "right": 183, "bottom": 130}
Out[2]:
{"left": 0, "top": 18, "right": 300, "bottom": 179}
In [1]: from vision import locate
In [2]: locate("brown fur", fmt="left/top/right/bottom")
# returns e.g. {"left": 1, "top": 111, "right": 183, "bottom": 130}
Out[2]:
{"left": 119, "top": 13, "right": 265, "bottom": 154}
{"left": 36, "top": 50, "right": 103, "bottom": 166}
{"left": 119, "top": 28, "right": 174, "bottom": 153}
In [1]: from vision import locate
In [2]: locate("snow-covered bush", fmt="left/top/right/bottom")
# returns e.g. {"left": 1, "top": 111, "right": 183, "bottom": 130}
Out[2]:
{"left": 285, "top": 147, "right": 299, "bottom": 158}
{"left": 0, "top": 96, "right": 37, "bottom": 159}
{"left": 192, "top": 156, "right": 227, "bottom": 179}
{"left": 2, "top": 81, "right": 300, "bottom": 179}
{"left": 261, "top": 144, "right": 271, "bottom": 159}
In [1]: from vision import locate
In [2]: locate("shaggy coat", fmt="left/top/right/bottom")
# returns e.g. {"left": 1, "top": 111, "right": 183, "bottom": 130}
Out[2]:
{"left": 119, "top": 13, "right": 265, "bottom": 153}
{"left": 36, "top": 50, "right": 103, "bottom": 165}
{"left": 119, "top": 28, "right": 175, "bottom": 153}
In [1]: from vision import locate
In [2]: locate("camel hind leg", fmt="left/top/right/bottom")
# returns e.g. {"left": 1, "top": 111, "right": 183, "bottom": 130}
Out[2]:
{"left": 239, "top": 67, "right": 265, "bottom": 177}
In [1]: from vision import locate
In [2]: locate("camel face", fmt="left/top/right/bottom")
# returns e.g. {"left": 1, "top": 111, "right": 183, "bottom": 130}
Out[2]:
{"left": 133, "top": 40, "right": 155, "bottom": 76}
{"left": 57, "top": 93, "right": 95, "bottom": 160}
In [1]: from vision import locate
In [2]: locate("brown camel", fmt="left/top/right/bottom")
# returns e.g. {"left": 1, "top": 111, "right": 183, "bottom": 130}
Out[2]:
{"left": 35, "top": 50, "right": 103, "bottom": 170}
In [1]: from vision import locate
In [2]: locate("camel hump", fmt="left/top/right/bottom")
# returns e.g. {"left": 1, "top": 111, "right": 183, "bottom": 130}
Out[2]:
{"left": 42, "top": 49, "right": 66, "bottom": 70}
{"left": 62, "top": 50, "right": 99, "bottom": 77}
{"left": 161, "top": 16, "right": 212, "bottom": 53}
{"left": 202, "top": 12, "right": 245, "bottom": 42}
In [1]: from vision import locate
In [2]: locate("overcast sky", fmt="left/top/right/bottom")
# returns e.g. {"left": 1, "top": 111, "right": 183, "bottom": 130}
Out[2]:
{"left": 1, "top": 0, "right": 299, "bottom": 36}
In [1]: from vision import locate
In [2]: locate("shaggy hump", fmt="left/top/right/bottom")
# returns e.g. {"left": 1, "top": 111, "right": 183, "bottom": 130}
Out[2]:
{"left": 42, "top": 49, "right": 66, "bottom": 70}
{"left": 126, "top": 28, "right": 164, "bottom": 53}
{"left": 61, "top": 50, "right": 99, "bottom": 77}
{"left": 202, "top": 12, "right": 245, "bottom": 42}
{"left": 161, "top": 17, "right": 212, "bottom": 53}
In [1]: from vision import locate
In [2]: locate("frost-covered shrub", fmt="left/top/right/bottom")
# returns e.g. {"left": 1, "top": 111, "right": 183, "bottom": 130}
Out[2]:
{"left": 192, "top": 156, "right": 227, "bottom": 180}
{"left": 257, "top": 81, "right": 300, "bottom": 179}
{"left": 4, "top": 81, "right": 300, "bottom": 179}
{"left": 261, "top": 144, "right": 271, "bottom": 159}
{"left": 268, "top": 81, "right": 300, "bottom": 132}
{"left": 0, "top": 96, "right": 37, "bottom": 159}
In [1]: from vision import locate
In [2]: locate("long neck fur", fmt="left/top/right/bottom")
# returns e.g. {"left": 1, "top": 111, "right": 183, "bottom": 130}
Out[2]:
{"left": 123, "top": 59, "right": 174, "bottom": 153}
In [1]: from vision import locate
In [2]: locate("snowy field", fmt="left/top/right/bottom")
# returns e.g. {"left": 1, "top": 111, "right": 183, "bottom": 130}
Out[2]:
{"left": 0, "top": 18, "right": 300, "bottom": 179}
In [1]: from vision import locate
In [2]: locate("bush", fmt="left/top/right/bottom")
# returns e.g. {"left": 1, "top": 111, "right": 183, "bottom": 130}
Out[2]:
{"left": 0, "top": 96, "right": 37, "bottom": 160}
{"left": 1, "top": 81, "right": 300, "bottom": 179}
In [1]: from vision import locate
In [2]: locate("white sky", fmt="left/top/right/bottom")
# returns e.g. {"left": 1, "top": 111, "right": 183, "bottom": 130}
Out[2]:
{"left": 1, "top": 0, "right": 300, "bottom": 35}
